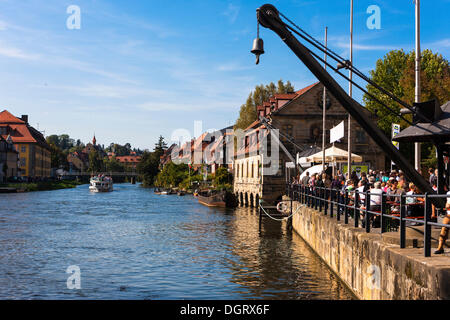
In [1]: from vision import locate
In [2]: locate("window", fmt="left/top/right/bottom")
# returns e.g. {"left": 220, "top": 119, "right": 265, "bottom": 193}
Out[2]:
{"left": 356, "top": 130, "right": 367, "bottom": 144}
{"left": 20, "top": 158, "right": 26, "bottom": 167}
{"left": 281, "top": 124, "right": 293, "bottom": 143}
{"left": 21, "top": 146, "right": 26, "bottom": 153}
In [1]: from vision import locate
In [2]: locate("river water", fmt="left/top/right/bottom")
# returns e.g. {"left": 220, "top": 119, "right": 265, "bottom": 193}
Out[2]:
{"left": 0, "top": 183, "right": 354, "bottom": 300}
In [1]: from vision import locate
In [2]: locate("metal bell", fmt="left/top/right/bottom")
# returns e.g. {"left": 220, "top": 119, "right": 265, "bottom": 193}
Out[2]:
{"left": 251, "top": 38, "right": 265, "bottom": 65}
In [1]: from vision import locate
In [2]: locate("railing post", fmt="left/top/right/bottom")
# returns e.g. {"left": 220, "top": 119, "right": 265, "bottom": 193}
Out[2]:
{"left": 354, "top": 190, "right": 359, "bottom": 228}
{"left": 330, "top": 188, "right": 335, "bottom": 219}
{"left": 380, "top": 191, "right": 386, "bottom": 234}
{"left": 365, "top": 192, "right": 371, "bottom": 233}
{"left": 308, "top": 187, "right": 311, "bottom": 207}
{"left": 327, "top": 188, "right": 331, "bottom": 217}
{"left": 336, "top": 189, "right": 340, "bottom": 221}
{"left": 424, "top": 193, "right": 431, "bottom": 257}
{"left": 344, "top": 190, "right": 349, "bottom": 224}
{"left": 319, "top": 188, "right": 324, "bottom": 213}
{"left": 400, "top": 194, "right": 406, "bottom": 249}
{"left": 314, "top": 188, "right": 318, "bottom": 210}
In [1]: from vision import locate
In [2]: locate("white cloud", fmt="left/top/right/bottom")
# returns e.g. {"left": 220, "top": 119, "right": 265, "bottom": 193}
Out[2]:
{"left": 0, "top": 44, "right": 40, "bottom": 60}
{"left": 336, "top": 42, "right": 396, "bottom": 51}
{"left": 223, "top": 4, "right": 240, "bottom": 24}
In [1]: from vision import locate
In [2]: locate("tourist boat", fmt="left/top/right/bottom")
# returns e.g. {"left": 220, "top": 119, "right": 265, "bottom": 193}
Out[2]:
{"left": 89, "top": 175, "right": 113, "bottom": 193}
{"left": 197, "top": 190, "right": 238, "bottom": 208}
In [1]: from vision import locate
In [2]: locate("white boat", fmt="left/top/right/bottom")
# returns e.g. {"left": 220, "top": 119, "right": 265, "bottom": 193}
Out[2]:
{"left": 89, "top": 175, "right": 113, "bottom": 193}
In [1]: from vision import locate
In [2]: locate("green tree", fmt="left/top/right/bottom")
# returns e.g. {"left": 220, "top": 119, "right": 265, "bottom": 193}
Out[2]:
{"left": 154, "top": 135, "right": 168, "bottom": 158}
{"left": 363, "top": 49, "right": 450, "bottom": 166}
{"left": 104, "top": 157, "right": 125, "bottom": 173}
{"left": 213, "top": 167, "right": 233, "bottom": 188}
{"left": 364, "top": 49, "right": 450, "bottom": 135}
{"left": 234, "top": 80, "right": 295, "bottom": 130}
{"left": 88, "top": 150, "right": 103, "bottom": 173}
{"left": 48, "top": 143, "right": 69, "bottom": 169}
{"left": 137, "top": 151, "right": 160, "bottom": 187}
{"left": 154, "top": 162, "right": 189, "bottom": 188}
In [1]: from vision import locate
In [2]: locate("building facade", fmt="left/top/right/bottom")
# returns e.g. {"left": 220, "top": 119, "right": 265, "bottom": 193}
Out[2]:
{"left": 0, "top": 110, "right": 51, "bottom": 178}
{"left": 0, "top": 135, "right": 19, "bottom": 182}
{"left": 233, "top": 82, "right": 385, "bottom": 205}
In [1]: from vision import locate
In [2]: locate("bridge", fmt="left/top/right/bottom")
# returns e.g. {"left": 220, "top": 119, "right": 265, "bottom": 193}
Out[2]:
{"left": 60, "top": 172, "right": 139, "bottom": 177}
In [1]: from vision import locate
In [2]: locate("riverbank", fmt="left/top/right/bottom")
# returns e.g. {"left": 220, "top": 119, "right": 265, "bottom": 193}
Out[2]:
{"left": 0, "top": 180, "right": 83, "bottom": 193}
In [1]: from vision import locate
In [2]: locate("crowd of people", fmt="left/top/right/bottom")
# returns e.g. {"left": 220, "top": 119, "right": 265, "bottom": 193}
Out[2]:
{"left": 291, "top": 167, "right": 449, "bottom": 255}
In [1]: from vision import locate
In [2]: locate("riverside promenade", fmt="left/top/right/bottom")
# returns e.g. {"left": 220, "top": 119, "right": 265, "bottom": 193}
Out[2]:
{"left": 283, "top": 193, "right": 450, "bottom": 300}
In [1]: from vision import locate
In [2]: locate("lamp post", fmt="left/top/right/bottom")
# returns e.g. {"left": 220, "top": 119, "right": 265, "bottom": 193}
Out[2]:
{"left": 414, "top": 0, "right": 421, "bottom": 171}
{"left": 347, "top": 0, "right": 353, "bottom": 179}
{"left": 322, "top": 27, "right": 328, "bottom": 173}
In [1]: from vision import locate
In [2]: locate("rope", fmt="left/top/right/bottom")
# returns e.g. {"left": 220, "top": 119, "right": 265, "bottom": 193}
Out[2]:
{"left": 258, "top": 201, "right": 304, "bottom": 221}
{"left": 277, "top": 10, "right": 439, "bottom": 126}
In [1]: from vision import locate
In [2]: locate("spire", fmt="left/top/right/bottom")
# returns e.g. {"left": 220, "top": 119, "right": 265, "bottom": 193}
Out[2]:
{"left": 93, "top": 134, "right": 96, "bottom": 146}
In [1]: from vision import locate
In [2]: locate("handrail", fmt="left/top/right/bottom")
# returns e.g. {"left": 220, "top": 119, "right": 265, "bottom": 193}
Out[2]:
{"left": 286, "top": 184, "right": 449, "bottom": 257}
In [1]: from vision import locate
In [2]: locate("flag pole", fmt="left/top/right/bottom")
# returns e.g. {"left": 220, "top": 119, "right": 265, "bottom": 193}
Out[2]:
{"left": 322, "top": 26, "right": 328, "bottom": 173}
{"left": 414, "top": 0, "right": 421, "bottom": 171}
{"left": 347, "top": 0, "right": 353, "bottom": 179}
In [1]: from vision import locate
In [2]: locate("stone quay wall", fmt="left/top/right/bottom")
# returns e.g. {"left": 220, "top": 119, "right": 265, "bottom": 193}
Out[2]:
{"left": 285, "top": 197, "right": 450, "bottom": 300}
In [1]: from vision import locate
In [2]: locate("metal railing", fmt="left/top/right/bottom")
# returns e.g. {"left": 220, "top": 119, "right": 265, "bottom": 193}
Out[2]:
{"left": 286, "top": 184, "right": 450, "bottom": 257}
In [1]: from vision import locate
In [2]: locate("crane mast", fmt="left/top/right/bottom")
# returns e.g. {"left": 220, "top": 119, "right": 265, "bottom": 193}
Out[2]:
{"left": 254, "top": 4, "right": 443, "bottom": 207}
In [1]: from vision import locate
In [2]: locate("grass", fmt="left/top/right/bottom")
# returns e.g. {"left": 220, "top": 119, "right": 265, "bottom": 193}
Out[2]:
{"left": 0, "top": 180, "right": 83, "bottom": 192}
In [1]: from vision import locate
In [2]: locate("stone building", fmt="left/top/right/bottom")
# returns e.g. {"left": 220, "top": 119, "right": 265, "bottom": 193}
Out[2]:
{"left": 233, "top": 82, "right": 385, "bottom": 206}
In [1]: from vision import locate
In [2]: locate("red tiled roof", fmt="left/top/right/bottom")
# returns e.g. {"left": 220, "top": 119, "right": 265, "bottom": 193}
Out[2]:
{"left": 115, "top": 155, "right": 142, "bottom": 163}
{"left": 295, "top": 82, "right": 319, "bottom": 96}
{"left": 0, "top": 124, "right": 36, "bottom": 143}
{"left": 244, "top": 120, "right": 262, "bottom": 131}
{"left": 0, "top": 110, "right": 25, "bottom": 124}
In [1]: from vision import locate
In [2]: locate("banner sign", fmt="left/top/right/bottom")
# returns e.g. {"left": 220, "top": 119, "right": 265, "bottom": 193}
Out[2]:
{"left": 330, "top": 121, "right": 345, "bottom": 144}
{"left": 391, "top": 124, "right": 400, "bottom": 166}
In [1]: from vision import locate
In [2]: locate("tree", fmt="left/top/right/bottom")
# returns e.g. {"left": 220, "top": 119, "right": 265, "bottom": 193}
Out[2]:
{"left": 364, "top": 49, "right": 450, "bottom": 135}
{"left": 154, "top": 162, "right": 189, "bottom": 188}
{"left": 234, "top": 80, "right": 295, "bottom": 130}
{"left": 214, "top": 167, "right": 233, "bottom": 187}
{"left": 363, "top": 49, "right": 450, "bottom": 165}
{"left": 88, "top": 150, "right": 103, "bottom": 173}
{"left": 154, "top": 135, "right": 168, "bottom": 157}
{"left": 104, "top": 157, "right": 125, "bottom": 173}
{"left": 137, "top": 151, "right": 160, "bottom": 187}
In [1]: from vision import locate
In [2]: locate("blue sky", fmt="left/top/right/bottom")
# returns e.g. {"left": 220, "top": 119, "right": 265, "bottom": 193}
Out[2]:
{"left": 0, "top": 0, "right": 448, "bottom": 149}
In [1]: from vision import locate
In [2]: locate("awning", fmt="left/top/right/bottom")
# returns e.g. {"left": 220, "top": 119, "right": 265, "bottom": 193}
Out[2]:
{"left": 393, "top": 101, "right": 450, "bottom": 143}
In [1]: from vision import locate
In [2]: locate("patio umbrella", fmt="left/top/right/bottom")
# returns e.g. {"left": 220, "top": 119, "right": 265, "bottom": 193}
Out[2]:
{"left": 303, "top": 145, "right": 362, "bottom": 163}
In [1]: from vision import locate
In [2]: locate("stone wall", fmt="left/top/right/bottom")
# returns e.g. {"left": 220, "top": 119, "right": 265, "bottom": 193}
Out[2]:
{"left": 286, "top": 198, "right": 450, "bottom": 300}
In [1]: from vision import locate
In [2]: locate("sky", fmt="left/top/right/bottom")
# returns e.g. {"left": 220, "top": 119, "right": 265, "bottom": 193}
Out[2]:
{"left": 0, "top": 0, "right": 448, "bottom": 150}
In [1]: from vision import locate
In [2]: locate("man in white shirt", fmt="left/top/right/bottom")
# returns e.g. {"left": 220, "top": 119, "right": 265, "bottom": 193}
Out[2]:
{"left": 369, "top": 182, "right": 382, "bottom": 212}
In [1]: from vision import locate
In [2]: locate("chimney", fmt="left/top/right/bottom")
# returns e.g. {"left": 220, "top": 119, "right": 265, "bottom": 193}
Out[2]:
{"left": 21, "top": 115, "right": 28, "bottom": 124}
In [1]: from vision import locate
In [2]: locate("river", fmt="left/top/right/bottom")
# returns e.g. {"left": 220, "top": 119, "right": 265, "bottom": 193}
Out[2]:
{"left": 0, "top": 183, "right": 354, "bottom": 299}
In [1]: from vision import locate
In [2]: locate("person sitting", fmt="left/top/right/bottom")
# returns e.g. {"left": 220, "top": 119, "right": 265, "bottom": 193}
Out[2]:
{"left": 435, "top": 202, "right": 450, "bottom": 255}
